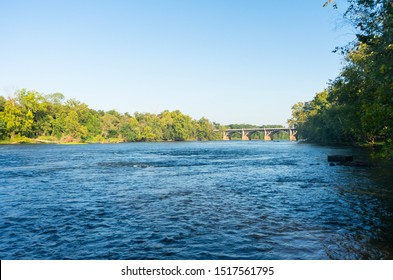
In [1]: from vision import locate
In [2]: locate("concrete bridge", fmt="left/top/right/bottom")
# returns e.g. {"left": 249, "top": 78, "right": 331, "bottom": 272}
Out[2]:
{"left": 221, "top": 127, "right": 297, "bottom": 141}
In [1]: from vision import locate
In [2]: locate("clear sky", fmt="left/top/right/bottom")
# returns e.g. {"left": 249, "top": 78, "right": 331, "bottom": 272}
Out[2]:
{"left": 0, "top": 0, "right": 352, "bottom": 125}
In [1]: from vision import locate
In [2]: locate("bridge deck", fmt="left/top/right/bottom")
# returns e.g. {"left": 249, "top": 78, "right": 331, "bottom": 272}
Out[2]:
{"left": 224, "top": 128, "right": 290, "bottom": 132}
{"left": 216, "top": 127, "right": 297, "bottom": 141}
{"left": 214, "top": 127, "right": 294, "bottom": 132}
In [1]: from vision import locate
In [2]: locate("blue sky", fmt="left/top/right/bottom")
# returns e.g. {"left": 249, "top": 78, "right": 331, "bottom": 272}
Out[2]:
{"left": 0, "top": 0, "right": 352, "bottom": 125}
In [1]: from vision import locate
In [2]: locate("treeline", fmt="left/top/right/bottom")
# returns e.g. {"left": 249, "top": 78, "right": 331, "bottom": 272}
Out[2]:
{"left": 289, "top": 0, "right": 392, "bottom": 156}
{"left": 0, "top": 89, "right": 221, "bottom": 143}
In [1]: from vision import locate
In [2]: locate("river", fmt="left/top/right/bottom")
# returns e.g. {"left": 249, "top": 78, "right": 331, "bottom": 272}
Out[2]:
{"left": 0, "top": 141, "right": 392, "bottom": 259}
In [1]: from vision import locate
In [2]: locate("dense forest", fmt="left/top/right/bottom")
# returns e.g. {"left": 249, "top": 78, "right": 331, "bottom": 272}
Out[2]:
{"left": 0, "top": 89, "right": 292, "bottom": 143}
{"left": 289, "top": 0, "right": 393, "bottom": 157}
{"left": 0, "top": 89, "right": 222, "bottom": 143}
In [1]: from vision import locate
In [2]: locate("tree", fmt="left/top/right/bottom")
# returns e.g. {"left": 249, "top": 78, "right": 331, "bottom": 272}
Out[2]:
{"left": 196, "top": 117, "right": 215, "bottom": 141}
{"left": 120, "top": 116, "right": 140, "bottom": 141}
{"left": 45, "top": 93, "right": 65, "bottom": 105}
{"left": 1, "top": 99, "right": 23, "bottom": 138}
{"left": 64, "top": 110, "right": 88, "bottom": 139}
{"left": 291, "top": 0, "right": 393, "bottom": 155}
{"left": 0, "top": 96, "right": 6, "bottom": 139}
{"left": 101, "top": 112, "right": 120, "bottom": 139}
{"left": 15, "top": 89, "right": 48, "bottom": 137}
{"left": 159, "top": 110, "right": 174, "bottom": 141}
{"left": 170, "top": 110, "right": 195, "bottom": 141}
{"left": 0, "top": 89, "right": 221, "bottom": 143}
{"left": 0, "top": 96, "right": 6, "bottom": 111}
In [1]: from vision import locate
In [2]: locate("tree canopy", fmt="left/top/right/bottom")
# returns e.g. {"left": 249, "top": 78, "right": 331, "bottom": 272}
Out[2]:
{"left": 289, "top": 0, "right": 393, "bottom": 157}
{"left": 0, "top": 89, "right": 219, "bottom": 143}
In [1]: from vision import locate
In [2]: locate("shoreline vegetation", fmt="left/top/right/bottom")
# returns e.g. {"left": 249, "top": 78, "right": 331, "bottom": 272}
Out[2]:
{"left": 0, "top": 89, "right": 290, "bottom": 145}
{"left": 0, "top": 90, "right": 220, "bottom": 144}
{"left": 289, "top": 0, "right": 393, "bottom": 159}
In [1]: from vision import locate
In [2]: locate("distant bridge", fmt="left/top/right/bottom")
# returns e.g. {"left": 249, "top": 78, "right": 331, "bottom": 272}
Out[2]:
{"left": 219, "top": 127, "right": 297, "bottom": 141}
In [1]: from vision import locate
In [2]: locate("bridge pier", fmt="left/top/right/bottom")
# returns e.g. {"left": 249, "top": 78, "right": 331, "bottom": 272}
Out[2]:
{"left": 289, "top": 129, "right": 297, "bottom": 141}
{"left": 242, "top": 130, "right": 251, "bottom": 141}
{"left": 223, "top": 131, "right": 231, "bottom": 140}
{"left": 264, "top": 129, "right": 272, "bottom": 141}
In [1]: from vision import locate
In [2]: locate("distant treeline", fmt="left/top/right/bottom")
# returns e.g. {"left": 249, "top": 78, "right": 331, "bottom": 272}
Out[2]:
{"left": 0, "top": 89, "right": 222, "bottom": 143}
{"left": 289, "top": 0, "right": 392, "bottom": 157}
{"left": 0, "top": 89, "right": 281, "bottom": 143}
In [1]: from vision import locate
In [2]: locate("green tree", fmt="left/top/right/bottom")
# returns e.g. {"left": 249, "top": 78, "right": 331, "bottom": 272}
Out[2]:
{"left": 0, "top": 89, "right": 221, "bottom": 144}
{"left": 46, "top": 92, "right": 65, "bottom": 105}
{"left": 0, "top": 96, "right": 6, "bottom": 111}
{"left": 0, "top": 96, "right": 6, "bottom": 139}
{"left": 196, "top": 117, "right": 215, "bottom": 140}
{"left": 1, "top": 99, "right": 23, "bottom": 138}
{"left": 15, "top": 89, "right": 49, "bottom": 137}
{"left": 120, "top": 116, "right": 140, "bottom": 141}
{"left": 170, "top": 110, "right": 195, "bottom": 141}
{"left": 291, "top": 0, "right": 393, "bottom": 155}
{"left": 135, "top": 112, "right": 163, "bottom": 141}
{"left": 64, "top": 110, "right": 88, "bottom": 139}
{"left": 159, "top": 110, "right": 174, "bottom": 141}
{"left": 101, "top": 112, "right": 120, "bottom": 139}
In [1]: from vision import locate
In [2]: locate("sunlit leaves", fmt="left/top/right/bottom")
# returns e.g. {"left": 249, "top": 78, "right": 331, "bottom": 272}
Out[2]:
{"left": 291, "top": 0, "right": 393, "bottom": 157}
{"left": 0, "top": 89, "right": 219, "bottom": 142}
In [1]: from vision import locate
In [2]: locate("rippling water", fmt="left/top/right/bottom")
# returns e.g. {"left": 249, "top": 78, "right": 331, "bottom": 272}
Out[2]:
{"left": 1, "top": 141, "right": 392, "bottom": 259}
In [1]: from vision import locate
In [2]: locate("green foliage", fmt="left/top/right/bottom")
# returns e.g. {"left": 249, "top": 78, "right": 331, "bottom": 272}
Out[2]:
{"left": 290, "top": 0, "right": 393, "bottom": 157}
{"left": 0, "top": 96, "right": 6, "bottom": 111}
{"left": 380, "top": 139, "right": 393, "bottom": 159}
{"left": 120, "top": 117, "right": 140, "bottom": 142}
{"left": 1, "top": 99, "right": 24, "bottom": 138}
{"left": 11, "top": 134, "right": 35, "bottom": 144}
{"left": 196, "top": 117, "right": 216, "bottom": 141}
{"left": 0, "top": 90, "right": 219, "bottom": 143}
{"left": 64, "top": 110, "right": 88, "bottom": 140}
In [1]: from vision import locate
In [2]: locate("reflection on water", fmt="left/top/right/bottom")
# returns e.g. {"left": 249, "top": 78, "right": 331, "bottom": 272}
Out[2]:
{"left": 0, "top": 141, "right": 392, "bottom": 259}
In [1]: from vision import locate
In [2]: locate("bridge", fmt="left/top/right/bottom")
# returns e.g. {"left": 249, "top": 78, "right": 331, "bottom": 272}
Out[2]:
{"left": 220, "top": 127, "right": 297, "bottom": 141}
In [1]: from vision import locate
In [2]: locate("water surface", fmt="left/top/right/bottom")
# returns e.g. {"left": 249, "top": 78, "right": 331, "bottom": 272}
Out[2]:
{"left": 0, "top": 141, "right": 392, "bottom": 259}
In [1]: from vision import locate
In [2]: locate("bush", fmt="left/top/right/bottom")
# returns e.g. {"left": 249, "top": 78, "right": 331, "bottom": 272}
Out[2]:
{"left": 11, "top": 135, "right": 35, "bottom": 144}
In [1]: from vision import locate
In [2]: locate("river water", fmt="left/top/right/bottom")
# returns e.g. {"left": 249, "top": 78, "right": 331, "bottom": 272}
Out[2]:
{"left": 0, "top": 141, "right": 392, "bottom": 259}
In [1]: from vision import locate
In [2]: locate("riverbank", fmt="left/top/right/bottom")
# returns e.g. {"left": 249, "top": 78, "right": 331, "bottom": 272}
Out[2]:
{"left": 0, "top": 138, "right": 123, "bottom": 145}
{"left": 0, "top": 136, "right": 98, "bottom": 145}
{"left": 0, "top": 135, "right": 202, "bottom": 145}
